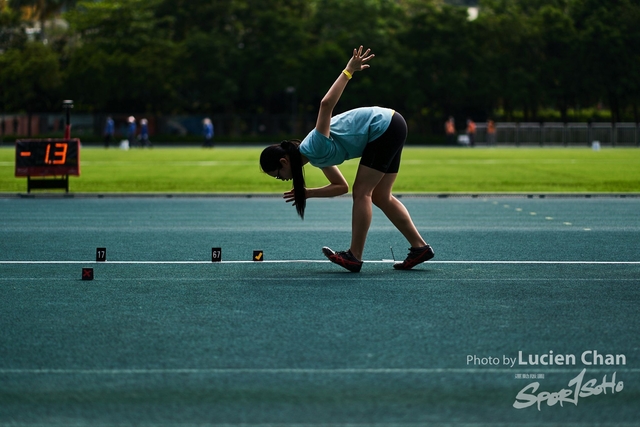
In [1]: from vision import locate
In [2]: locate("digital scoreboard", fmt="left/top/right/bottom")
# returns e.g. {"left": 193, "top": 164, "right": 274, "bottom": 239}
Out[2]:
{"left": 15, "top": 139, "right": 80, "bottom": 177}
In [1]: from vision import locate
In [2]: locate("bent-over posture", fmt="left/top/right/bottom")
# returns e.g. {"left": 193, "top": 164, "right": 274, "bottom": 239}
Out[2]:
{"left": 260, "top": 46, "right": 434, "bottom": 272}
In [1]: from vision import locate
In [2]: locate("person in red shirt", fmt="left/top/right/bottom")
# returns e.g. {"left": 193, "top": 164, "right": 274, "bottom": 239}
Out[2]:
{"left": 487, "top": 119, "right": 496, "bottom": 145}
{"left": 466, "top": 119, "right": 476, "bottom": 147}
{"left": 445, "top": 117, "right": 456, "bottom": 145}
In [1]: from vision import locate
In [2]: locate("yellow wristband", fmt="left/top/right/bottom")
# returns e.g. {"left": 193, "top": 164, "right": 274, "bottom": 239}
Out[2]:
{"left": 342, "top": 69, "right": 353, "bottom": 80}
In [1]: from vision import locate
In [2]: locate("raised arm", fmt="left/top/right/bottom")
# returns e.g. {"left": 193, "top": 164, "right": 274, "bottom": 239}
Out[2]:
{"left": 315, "top": 46, "right": 375, "bottom": 137}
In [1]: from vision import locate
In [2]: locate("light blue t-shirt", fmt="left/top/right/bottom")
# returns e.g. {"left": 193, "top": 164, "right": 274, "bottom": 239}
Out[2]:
{"left": 299, "top": 107, "right": 394, "bottom": 168}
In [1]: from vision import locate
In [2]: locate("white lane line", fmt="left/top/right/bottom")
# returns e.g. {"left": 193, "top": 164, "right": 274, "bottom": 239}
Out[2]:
{"left": 1, "top": 368, "right": 639, "bottom": 375}
{"left": 1, "top": 261, "right": 639, "bottom": 265}
{"left": 1, "top": 278, "right": 638, "bottom": 282}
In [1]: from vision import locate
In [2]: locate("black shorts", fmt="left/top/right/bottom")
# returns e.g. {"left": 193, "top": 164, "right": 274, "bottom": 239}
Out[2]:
{"left": 360, "top": 112, "right": 407, "bottom": 174}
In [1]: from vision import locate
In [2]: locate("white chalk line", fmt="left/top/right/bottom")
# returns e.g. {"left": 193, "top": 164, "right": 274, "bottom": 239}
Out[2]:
{"left": 1, "top": 260, "right": 639, "bottom": 265}
{"left": 2, "top": 278, "right": 638, "bottom": 283}
{"left": 1, "top": 367, "right": 639, "bottom": 375}
{"left": 1, "top": 424, "right": 638, "bottom": 427}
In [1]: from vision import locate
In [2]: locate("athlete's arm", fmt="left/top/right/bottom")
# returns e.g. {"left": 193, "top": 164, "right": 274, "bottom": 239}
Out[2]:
{"left": 309, "top": 166, "right": 349, "bottom": 198}
{"left": 284, "top": 166, "right": 348, "bottom": 204}
{"left": 315, "top": 46, "right": 374, "bottom": 138}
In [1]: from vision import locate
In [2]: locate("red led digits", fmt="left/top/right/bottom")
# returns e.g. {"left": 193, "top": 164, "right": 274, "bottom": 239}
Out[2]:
{"left": 44, "top": 143, "right": 68, "bottom": 165}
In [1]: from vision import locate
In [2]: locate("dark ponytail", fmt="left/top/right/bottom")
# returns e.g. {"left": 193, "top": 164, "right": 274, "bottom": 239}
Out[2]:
{"left": 260, "top": 140, "right": 307, "bottom": 219}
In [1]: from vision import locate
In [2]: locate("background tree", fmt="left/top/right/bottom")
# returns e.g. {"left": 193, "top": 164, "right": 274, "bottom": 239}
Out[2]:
{"left": 155, "top": 0, "right": 241, "bottom": 113}
{"left": 9, "top": 0, "right": 76, "bottom": 40}
{"left": 1, "top": 0, "right": 639, "bottom": 136}
{"left": 400, "top": 0, "right": 481, "bottom": 133}
{"left": 534, "top": 1, "right": 579, "bottom": 122}
{"left": 0, "top": 41, "right": 62, "bottom": 122}
{"left": 1, "top": 0, "right": 28, "bottom": 51}
{"left": 305, "top": 0, "right": 406, "bottom": 112}
{"left": 64, "top": 0, "right": 178, "bottom": 113}
{"left": 571, "top": 0, "right": 640, "bottom": 123}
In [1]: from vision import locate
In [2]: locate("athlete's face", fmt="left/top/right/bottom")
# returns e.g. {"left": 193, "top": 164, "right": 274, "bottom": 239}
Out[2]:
{"left": 268, "top": 157, "right": 292, "bottom": 181}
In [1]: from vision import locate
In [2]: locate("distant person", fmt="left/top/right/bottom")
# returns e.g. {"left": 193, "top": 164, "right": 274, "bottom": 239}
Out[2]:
{"left": 445, "top": 116, "right": 456, "bottom": 145}
{"left": 127, "top": 116, "right": 136, "bottom": 148}
{"left": 259, "top": 46, "right": 433, "bottom": 273}
{"left": 103, "top": 116, "right": 114, "bottom": 148}
{"left": 466, "top": 119, "right": 476, "bottom": 147}
{"left": 487, "top": 119, "right": 496, "bottom": 146}
{"left": 139, "top": 118, "right": 151, "bottom": 147}
{"left": 203, "top": 118, "right": 214, "bottom": 147}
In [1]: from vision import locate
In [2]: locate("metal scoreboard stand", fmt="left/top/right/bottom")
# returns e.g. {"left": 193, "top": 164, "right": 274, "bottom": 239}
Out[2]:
{"left": 14, "top": 100, "right": 80, "bottom": 193}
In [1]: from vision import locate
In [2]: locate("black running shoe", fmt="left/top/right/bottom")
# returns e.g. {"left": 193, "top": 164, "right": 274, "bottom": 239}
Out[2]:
{"left": 322, "top": 246, "right": 363, "bottom": 273}
{"left": 393, "top": 244, "right": 435, "bottom": 270}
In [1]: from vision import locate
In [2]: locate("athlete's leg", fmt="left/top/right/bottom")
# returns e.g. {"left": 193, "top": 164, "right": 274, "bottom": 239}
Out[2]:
{"left": 349, "top": 164, "right": 385, "bottom": 260}
{"left": 371, "top": 173, "right": 427, "bottom": 248}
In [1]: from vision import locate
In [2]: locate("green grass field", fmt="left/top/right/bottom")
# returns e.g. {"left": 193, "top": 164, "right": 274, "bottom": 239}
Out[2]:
{"left": 1, "top": 146, "right": 639, "bottom": 193}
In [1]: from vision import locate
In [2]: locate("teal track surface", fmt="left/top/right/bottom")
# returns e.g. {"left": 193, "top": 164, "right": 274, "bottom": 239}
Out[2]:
{"left": 1, "top": 195, "right": 639, "bottom": 426}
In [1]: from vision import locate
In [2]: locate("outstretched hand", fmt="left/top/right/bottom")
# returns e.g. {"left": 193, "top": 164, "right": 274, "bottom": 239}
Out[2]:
{"left": 283, "top": 188, "right": 307, "bottom": 206}
{"left": 345, "top": 46, "right": 375, "bottom": 74}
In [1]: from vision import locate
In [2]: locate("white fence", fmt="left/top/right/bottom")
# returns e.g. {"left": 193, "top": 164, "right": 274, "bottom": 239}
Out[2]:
{"left": 473, "top": 122, "right": 639, "bottom": 146}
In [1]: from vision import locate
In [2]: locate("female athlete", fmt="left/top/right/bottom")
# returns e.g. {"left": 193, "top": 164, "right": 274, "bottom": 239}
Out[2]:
{"left": 260, "top": 46, "right": 434, "bottom": 272}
